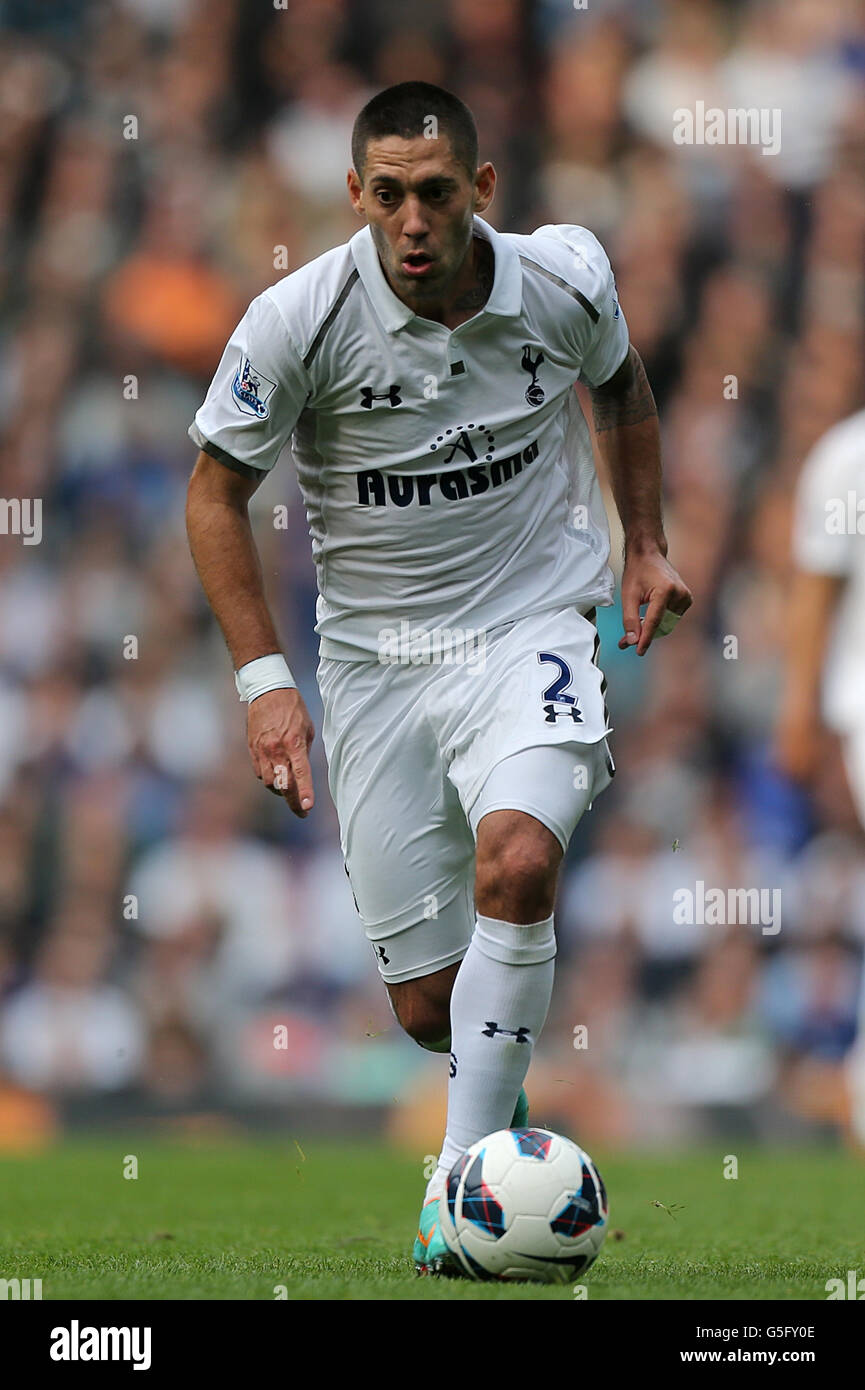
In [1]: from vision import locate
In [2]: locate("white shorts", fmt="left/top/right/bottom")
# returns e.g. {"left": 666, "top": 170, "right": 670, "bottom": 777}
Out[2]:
{"left": 317, "top": 605, "right": 614, "bottom": 984}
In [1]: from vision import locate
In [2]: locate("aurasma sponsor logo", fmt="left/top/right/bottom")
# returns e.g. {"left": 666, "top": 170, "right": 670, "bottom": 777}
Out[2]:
{"left": 357, "top": 441, "right": 540, "bottom": 508}
{"left": 673, "top": 881, "right": 781, "bottom": 935}
{"left": 50, "top": 1320, "right": 152, "bottom": 1371}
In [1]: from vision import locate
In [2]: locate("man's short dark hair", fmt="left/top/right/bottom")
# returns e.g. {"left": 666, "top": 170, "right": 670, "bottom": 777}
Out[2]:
{"left": 351, "top": 82, "right": 479, "bottom": 182}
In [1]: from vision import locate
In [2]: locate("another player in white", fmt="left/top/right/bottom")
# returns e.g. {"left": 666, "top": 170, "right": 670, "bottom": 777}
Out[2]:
{"left": 775, "top": 407, "right": 865, "bottom": 1148}
{"left": 186, "top": 83, "right": 692, "bottom": 1271}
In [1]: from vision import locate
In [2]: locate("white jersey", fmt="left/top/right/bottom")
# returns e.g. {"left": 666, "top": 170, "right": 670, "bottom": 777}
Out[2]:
{"left": 190, "top": 215, "right": 629, "bottom": 661}
{"left": 792, "top": 409, "right": 865, "bottom": 733}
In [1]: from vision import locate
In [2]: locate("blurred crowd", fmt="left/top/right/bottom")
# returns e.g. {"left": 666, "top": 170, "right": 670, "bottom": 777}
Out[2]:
{"left": 0, "top": 0, "right": 864, "bottom": 1154}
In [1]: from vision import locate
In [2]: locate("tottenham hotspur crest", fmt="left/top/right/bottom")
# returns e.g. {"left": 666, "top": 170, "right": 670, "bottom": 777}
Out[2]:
{"left": 521, "top": 345, "right": 545, "bottom": 406}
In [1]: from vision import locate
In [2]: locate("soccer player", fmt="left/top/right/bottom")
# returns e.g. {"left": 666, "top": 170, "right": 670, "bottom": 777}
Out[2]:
{"left": 186, "top": 82, "right": 692, "bottom": 1273}
{"left": 774, "top": 407, "right": 865, "bottom": 1145}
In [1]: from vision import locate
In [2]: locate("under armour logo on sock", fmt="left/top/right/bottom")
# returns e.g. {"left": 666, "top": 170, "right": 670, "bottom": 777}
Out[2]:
{"left": 449, "top": 1052, "right": 457, "bottom": 1078}
{"left": 359, "top": 384, "right": 402, "bottom": 408}
{"left": 481, "top": 1022, "right": 530, "bottom": 1042}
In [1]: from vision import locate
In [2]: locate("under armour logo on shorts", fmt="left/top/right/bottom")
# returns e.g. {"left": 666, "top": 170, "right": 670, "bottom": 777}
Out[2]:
{"left": 543, "top": 702, "right": 583, "bottom": 723}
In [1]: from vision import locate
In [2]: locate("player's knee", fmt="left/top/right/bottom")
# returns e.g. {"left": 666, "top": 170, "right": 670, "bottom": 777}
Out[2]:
{"left": 388, "top": 983, "right": 451, "bottom": 1047}
{"left": 398, "top": 1002, "right": 451, "bottom": 1048}
{"left": 475, "top": 835, "right": 560, "bottom": 922}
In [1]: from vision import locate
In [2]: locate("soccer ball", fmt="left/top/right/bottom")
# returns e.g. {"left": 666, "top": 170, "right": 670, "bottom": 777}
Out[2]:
{"left": 438, "top": 1127, "right": 608, "bottom": 1283}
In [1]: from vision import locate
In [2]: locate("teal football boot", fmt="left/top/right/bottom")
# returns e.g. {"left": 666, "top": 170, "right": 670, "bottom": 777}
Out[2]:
{"left": 413, "top": 1195, "right": 457, "bottom": 1275}
{"left": 412, "top": 1088, "right": 529, "bottom": 1274}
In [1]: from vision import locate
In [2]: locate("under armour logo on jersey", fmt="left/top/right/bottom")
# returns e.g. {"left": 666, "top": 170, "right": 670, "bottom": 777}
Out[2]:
{"left": 360, "top": 384, "right": 402, "bottom": 409}
{"left": 449, "top": 1052, "right": 457, "bottom": 1078}
{"left": 482, "top": 1022, "right": 530, "bottom": 1043}
{"left": 543, "top": 703, "right": 583, "bottom": 724}
{"left": 374, "top": 944, "right": 390, "bottom": 966}
{"left": 521, "top": 345, "right": 545, "bottom": 407}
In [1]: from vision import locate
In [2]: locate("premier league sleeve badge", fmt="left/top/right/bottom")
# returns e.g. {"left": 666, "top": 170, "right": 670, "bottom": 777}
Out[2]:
{"left": 232, "top": 355, "right": 278, "bottom": 419}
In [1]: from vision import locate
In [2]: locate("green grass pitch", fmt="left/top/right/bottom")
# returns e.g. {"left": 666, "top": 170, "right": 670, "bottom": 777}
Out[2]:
{"left": 0, "top": 1138, "right": 861, "bottom": 1300}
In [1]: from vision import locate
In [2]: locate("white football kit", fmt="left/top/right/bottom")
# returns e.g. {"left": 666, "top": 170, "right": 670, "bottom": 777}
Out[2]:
{"left": 793, "top": 409, "right": 865, "bottom": 1145}
{"left": 793, "top": 409, "right": 865, "bottom": 822}
{"left": 191, "top": 215, "right": 629, "bottom": 980}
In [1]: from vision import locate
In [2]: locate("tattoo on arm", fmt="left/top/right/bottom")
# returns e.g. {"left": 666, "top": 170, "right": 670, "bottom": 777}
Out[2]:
{"left": 589, "top": 346, "right": 658, "bottom": 432}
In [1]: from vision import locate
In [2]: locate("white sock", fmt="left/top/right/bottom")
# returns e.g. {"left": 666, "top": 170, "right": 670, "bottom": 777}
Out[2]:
{"left": 435, "top": 912, "right": 556, "bottom": 1176}
{"left": 424, "top": 1166, "right": 449, "bottom": 1203}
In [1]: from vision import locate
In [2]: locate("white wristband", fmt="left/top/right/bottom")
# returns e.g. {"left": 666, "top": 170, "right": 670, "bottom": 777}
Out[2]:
{"left": 234, "top": 654, "right": 297, "bottom": 704}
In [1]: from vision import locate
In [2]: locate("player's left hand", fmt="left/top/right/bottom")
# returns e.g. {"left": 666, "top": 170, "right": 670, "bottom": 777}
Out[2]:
{"left": 619, "top": 548, "right": 692, "bottom": 655}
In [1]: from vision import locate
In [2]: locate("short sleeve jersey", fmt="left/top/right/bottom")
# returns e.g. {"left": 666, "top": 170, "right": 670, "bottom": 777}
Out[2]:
{"left": 190, "top": 216, "right": 629, "bottom": 660}
{"left": 792, "top": 409, "right": 865, "bottom": 733}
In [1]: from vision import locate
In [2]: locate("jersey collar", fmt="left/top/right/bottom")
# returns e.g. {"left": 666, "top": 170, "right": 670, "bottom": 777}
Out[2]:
{"left": 350, "top": 214, "right": 522, "bottom": 333}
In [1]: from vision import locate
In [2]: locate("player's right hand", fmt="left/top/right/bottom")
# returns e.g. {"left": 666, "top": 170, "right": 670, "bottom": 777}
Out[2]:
{"left": 247, "top": 688, "right": 315, "bottom": 817}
